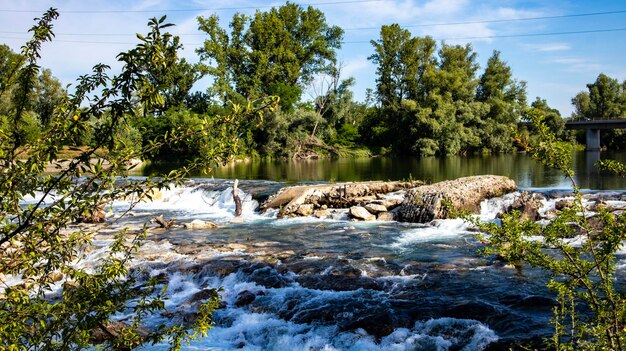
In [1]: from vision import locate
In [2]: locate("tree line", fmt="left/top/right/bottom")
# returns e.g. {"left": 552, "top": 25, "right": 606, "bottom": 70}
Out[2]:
{"left": 2, "top": 2, "right": 624, "bottom": 160}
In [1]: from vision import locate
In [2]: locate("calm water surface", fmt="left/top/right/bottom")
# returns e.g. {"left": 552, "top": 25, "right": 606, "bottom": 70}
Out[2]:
{"left": 142, "top": 151, "right": 626, "bottom": 190}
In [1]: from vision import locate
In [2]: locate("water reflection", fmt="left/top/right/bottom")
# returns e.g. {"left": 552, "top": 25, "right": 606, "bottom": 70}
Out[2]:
{"left": 140, "top": 151, "right": 626, "bottom": 190}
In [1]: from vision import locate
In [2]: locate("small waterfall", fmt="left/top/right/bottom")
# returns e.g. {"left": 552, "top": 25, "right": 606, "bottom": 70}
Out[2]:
{"left": 113, "top": 183, "right": 264, "bottom": 221}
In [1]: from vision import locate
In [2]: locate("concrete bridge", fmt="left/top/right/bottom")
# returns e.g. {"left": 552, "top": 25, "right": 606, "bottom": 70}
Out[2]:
{"left": 565, "top": 119, "right": 626, "bottom": 151}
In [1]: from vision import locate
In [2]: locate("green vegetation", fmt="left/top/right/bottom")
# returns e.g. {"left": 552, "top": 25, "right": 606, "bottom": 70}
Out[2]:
{"left": 0, "top": 10, "right": 275, "bottom": 350}
{"left": 1, "top": 2, "right": 581, "bottom": 161}
{"left": 473, "top": 111, "right": 626, "bottom": 350}
{"left": 361, "top": 26, "right": 534, "bottom": 156}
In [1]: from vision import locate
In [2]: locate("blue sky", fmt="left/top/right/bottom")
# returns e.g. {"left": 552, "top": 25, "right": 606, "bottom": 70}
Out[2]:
{"left": 1, "top": 0, "right": 626, "bottom": 116}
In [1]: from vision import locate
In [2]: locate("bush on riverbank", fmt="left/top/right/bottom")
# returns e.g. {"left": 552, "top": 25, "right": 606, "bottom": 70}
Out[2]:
{"left": 474, "top": 112, "right": 626, "bottom": 350}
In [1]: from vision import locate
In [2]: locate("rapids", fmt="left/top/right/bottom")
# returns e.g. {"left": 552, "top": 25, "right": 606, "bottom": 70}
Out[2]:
{"left": 12, "top": 178, "right": 625, "bottom": 350}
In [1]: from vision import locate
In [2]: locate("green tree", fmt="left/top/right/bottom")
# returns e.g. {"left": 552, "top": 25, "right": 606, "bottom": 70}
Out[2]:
{"left": 476, "top": 50, "right": 527, "bottom": 152}
{"left": 587, "top": 73, "right": 625, "bottom": 120}
{"left": 571, "top": 91, "right": 591, "bottom": 119}
{"left": 197, "top": 2, "right": 343, "bottom": 112}
{"left": 128, "top": 16, "right": 207, "bottom": 116}
{"left": 529, "top": 97, "right": 565, "bottom": 138}
{"left": 413, "top": 43, "right": 485, "bottom": 156}
{"left": 0, "top": 44, "right": 23, "bottom": 116}
{"left": 571, "top": 74, "right": 626, "bottom": 149}
{"left": 0, "top": 10, "right": 275, "bottom": 350}
{"left": 368, "top": 24, "right": 436, "bottom": 107}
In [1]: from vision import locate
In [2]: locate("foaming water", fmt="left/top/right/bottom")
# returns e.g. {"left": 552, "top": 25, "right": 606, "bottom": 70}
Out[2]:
{"left": 112, "top": 183, "right": 269, "bottom": 223}
{"left": 132, "top": 258, "right": 500, "bottom": 351}
{"left": 389, "top": 219, "right": 470, "bottom": 249}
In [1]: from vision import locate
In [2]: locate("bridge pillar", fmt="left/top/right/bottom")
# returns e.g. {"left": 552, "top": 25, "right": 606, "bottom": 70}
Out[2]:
{"left": 586, "top": 128, "right": 601, "bottom": 151}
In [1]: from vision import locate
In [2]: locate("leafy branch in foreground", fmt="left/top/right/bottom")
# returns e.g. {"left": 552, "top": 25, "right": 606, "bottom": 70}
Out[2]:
{"left": 0, "top": 9, "right": 277, "bottom": 350}
{"left": 472, "top": 108, "right": 626, "bottom": 350}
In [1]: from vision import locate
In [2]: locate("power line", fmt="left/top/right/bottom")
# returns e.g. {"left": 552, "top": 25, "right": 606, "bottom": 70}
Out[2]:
{"left": 345, "top": 27, "right": 626, "bottom": 43}
{"left": 3, "top": 27, "right": 626, "bottom": 46}
{"left": 344, "top": 9, "right": 626, "bottom": 30}
{"left": 2, "top": 8, "right": 626, "bottom": 37}
{"left": 0, "top": 0, "right": 384, "bottom": 14}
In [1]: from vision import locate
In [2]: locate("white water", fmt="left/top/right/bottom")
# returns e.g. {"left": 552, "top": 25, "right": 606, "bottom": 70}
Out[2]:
{"left": 112, "top": 184, "right": 270, "bottom": 223}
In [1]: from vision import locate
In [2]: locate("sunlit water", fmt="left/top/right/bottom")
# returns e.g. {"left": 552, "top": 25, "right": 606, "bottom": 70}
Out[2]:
{"left": 18, "top": 151, "right": 626, "bottom": 350}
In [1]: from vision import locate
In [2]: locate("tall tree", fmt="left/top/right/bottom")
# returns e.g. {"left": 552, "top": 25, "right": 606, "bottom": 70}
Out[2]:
{"left": 127, "top": 16, "right": 207, "bottom": 116}
{"left": 0, "top": 44, "right": 23, "bottom": 112}
{"left": 586, "top": 73, "right": 625, "bottom": 119}
{"left": 197, "top": 2, "right": 343, "bottom": 112}
{"left": 368, "top": 24, "right": 436, "bottom": 107}
{"left": 476, "top": 50, "right": 527, "bottom": 152}
{"left": 571, "top": 91, "right": 591, "bottom": 119}
{"left": 413, "top": 43, "right": 485, "bottom": 156}
{"left": 529, "top": 97, "right": 565, "bottom": 138}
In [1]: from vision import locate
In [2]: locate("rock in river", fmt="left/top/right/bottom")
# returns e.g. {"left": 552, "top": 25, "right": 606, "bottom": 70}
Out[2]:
{"left": 349, "top": 206, "right": 375, "bottom": 221}
{"left": 397, "top": 175, "right": 517, "bottom": 223}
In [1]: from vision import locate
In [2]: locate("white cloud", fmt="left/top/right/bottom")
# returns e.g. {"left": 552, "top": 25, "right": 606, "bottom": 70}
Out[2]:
{"left": 549, "top": 57, "right": 603, "bottom": 72}
{"left": 522, "top": 43, "right": 571, "bottom": 52}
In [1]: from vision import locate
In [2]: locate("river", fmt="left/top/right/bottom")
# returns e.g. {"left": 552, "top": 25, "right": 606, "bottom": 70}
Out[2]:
{"left": 15, "top": 152, "right": 626, "bottom": 350}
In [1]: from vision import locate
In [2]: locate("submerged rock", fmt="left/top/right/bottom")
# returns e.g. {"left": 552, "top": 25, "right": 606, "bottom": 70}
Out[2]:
{"left": 398, "top": 175, "right": 517, "bottom": 223}
{"left": 235, "top": 290, "right": 257, "bottom": 307}
{"left": 91, "top": 321, "right": 151, "bottom": 345}
{"left": 183, "top": 219, "right": 219, "bottom": 229}
{"left": 340, "top": 312, "right": 395, "bottom": 339}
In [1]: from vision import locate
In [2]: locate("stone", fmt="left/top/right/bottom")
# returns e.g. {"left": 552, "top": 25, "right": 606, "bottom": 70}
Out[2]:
{"left": 398, "top": 175, "right": 517, "bottom": 223}
{"left": 78, "top": 205, "right": 106, "bottom": 223}
{"left": 296, "top": 204, "right": 314, "bottom": 216}
{"left": 340, "top": 312, "right": 394, "bottom": 339}
{"left": 91, "top": 321, "right": 151, "bottom": 345}
{"left": 505, "top": 192, "right": 545, "bottom": 221}
{"left": 349, "top": 206, "right": 375, "bottom": 221}
{"left": 376, "top": 211, "right": 396, "bottom": 221}
{"left": 365, "top": 203, "right": 387, "bottom": 214}
{"left": 185, "top": 288, "right": 219, "bottom": 305}
{"left": 555, "top": 198, "right": 575, "bottom": 210}
{"left": 153, "top": 272, "right": 169, "bottom": 284}
{"left": 48, "top": 271, "right": 64, "bottom": 283}
{"left": 261, "top": 181, "right": 422, "bottom": 217}
{"left": 226, "top": 243, "right": 248, "bottom": 251}
{"left": 230, "top": 217, "right": 246, "bottom": 224}
{"left": 313, "top": 209, "right": 330, "bottom": 219}
{"left": 234, "top": 290, "right": 257, "bottom": 307}
{"left": 183, "top": 219, "right": 219, "bottom": 229}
